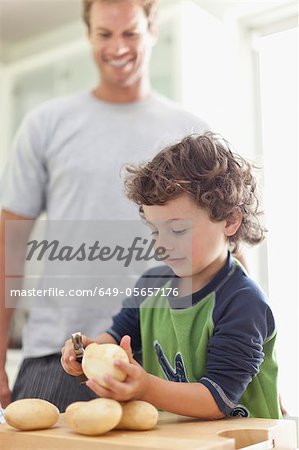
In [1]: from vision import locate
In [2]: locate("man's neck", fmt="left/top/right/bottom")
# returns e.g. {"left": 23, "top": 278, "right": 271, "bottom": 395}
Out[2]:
{"left": 92, "top": 79, "right": 152, "bottom": 104}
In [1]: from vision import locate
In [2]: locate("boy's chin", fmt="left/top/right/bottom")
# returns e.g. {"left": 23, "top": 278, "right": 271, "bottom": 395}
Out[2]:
{"left": 165, "top": 263, "right": 193, "bottom": 278}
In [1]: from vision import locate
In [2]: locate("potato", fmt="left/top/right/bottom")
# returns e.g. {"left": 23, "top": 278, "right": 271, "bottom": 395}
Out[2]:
{"left": 4, "top": 398, "right": 59, "bottom": 431}
{"left": 116, "top": 400, "right": 158, "bottom": 431}
{"left": 82, "top": 343, "right": 129, "bottom": 388}
{"left": 67, "top": 398, "right": 122, "bottom": 435}
{"left": 64, "top": 401, "right": 86, "bottom": 428}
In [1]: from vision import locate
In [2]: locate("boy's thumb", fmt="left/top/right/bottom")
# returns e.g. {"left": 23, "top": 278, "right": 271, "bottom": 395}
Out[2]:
{"left": 119, "top": 335, "right": 134, "bottom": 363}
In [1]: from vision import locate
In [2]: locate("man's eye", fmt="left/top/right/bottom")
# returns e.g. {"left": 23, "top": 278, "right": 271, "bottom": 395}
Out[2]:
{"left": 97, "top": 33, "right": 110, "bottom": 38}
{"left": 172, "top": 229, "right": 187, "bottom": 235}
{"left": 124, "top": 31, "right": 138, "bottom": 38}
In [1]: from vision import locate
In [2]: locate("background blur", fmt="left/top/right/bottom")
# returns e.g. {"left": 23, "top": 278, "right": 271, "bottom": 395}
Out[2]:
{"left": 0, "top": 0, "right": 298, "bottom": 419}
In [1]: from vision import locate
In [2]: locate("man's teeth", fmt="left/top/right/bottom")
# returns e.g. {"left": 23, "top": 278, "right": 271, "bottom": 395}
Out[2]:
{"left": 109, "top": 59, "right": 131, "bottom": 68}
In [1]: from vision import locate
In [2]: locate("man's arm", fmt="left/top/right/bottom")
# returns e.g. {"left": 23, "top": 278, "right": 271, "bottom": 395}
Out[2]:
{"left": 0, "top": 209, "right": 34, "bottom": 407}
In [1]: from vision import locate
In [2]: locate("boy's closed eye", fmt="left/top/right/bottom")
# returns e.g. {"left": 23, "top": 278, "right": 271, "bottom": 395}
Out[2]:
{"left": 150, "top": 228, "right": 188, "bottom": 236}
{"left": 171, "top": 228, "right": 187, "bottom": 235}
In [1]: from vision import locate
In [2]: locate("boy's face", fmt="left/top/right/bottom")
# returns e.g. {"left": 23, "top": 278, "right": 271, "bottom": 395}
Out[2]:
{"left": 143, "top": 194, "right": 231, "bottom": 287}
{"left": 88, "top": 0, "right": 156, "bottom": 88}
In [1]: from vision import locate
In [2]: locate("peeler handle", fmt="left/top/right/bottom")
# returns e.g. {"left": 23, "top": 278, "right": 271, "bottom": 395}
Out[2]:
{"left": 71, "top": 332, "right": 88, "bottom": 384}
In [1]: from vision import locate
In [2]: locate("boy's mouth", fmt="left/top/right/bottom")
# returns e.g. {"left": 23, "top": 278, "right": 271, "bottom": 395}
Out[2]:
{"left": 166, "top": 257, "right": 186, "bottom": 265}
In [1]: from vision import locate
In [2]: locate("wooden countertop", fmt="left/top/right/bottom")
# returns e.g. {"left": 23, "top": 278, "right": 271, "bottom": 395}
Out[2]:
{"left": 0, "top": 411, "right": 297, "bottom": 450}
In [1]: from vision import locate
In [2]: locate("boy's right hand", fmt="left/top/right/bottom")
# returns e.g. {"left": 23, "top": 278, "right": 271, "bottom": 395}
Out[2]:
{"left": 60, "top": 334, "right": 93, "bottom": 376}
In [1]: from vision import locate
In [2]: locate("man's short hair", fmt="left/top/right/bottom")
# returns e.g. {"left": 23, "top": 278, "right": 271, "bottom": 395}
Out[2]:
{"left": 82, "top": 0, "right": 158, "bottom": 30}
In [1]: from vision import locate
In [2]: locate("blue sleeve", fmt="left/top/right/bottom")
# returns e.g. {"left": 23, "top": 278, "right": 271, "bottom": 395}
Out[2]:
{"left": 199, "top": 280, "right": 276, "bottom": 415}
{"left": 107, "top": 304, "right": 140, "bottom": 352}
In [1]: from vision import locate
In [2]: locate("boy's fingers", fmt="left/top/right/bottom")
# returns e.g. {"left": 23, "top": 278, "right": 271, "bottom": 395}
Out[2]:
{"left": 60, "top": 355, "right": 82, "bottom": 375}
{"left": 101, "top": 375, "right": 132, "bottom": 399}
{"left": 114, "top": 359, "right": 138, "bottom": 377}
{"left": 119, "top": 335, "right": 134, "bottom": 363}
{"left": 86, "top": 379, "right": 114, "bottom": 398}
{"left": 60, "top": 344, "right": 83, "bottom": 375}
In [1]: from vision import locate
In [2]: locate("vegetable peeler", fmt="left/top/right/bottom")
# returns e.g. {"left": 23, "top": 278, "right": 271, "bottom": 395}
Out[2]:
{"left": 71, "top": 332, "right": 88, "bottom": 384}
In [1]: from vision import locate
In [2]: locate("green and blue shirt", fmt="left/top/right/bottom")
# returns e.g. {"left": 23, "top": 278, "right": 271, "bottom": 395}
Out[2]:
{"left": 108, "top": 253, "right": 281, "bottom": 418}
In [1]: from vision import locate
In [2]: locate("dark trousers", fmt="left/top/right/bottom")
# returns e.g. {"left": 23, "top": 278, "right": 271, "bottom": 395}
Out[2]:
{"left": 12, "top": 353, "right": 97, "bottom": 412}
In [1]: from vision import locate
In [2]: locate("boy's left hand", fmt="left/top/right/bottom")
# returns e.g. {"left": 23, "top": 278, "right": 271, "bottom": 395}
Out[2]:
{"left": 85, "top": 335, "right": 149, "bottom": 401}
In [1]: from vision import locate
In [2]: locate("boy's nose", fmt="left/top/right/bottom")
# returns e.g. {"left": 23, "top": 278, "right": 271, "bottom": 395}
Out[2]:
{"left": 154, "top": 235, "right": 175, "bottom": 253}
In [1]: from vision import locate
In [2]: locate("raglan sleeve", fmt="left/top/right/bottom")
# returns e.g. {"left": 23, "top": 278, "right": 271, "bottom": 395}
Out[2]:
{"left": 199, "top": 283, "right": 276, "bottom": 416}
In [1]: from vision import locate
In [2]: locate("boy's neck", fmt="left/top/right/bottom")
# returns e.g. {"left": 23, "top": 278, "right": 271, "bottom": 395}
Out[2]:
{"left": 178, "top": 252, "right": 228, "bottom": 297}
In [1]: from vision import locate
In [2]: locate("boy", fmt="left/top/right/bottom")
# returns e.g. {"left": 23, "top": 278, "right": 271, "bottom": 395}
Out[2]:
{"left": 61, "top": 133, "right": 281, "bottom": 419}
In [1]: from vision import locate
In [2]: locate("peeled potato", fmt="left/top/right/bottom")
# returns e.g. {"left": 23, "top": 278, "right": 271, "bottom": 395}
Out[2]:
{"left": 68, "top": 398, "right": 122, "bottom": 435}
{"left": 4, "top": 398, "right": 59, "bottom": 431}
{"left": 116, "top": 400, "right": 158, "bottom": 430}
{"left": 82, "top": 343, "right": 129, "bottom": 388}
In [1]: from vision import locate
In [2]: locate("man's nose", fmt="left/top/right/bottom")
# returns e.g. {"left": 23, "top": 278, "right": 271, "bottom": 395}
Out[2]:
{"left": 110, "top": 37, "right": 129, "bottom": 55}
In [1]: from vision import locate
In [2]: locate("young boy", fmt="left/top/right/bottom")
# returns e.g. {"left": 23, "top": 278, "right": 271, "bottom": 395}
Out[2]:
{"left": 61, "top": 133, "right": 281, "bottom": 419}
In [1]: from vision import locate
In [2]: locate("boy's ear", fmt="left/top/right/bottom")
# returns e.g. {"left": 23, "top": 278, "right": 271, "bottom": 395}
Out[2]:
{"left": 224, "top": 208, "right": 242, "bottom": 237}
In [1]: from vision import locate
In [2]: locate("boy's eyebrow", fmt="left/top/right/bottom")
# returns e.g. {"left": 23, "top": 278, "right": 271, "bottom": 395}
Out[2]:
{"left": 145, "top": 219, "right": 187, "bottom": 226}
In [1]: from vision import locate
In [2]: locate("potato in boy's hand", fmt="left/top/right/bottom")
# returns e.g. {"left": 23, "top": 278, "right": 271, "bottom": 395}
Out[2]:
{"left": 4, "top": 398, "right": 59, "bottom": 430}
{"left": 82, "top": 343, "right": 129, "bottom": 387}
{"left": 65, "top": 398, "right": 122, "bottom": 435}
{"left": 116, "top": 400, "right": 158, "bottom": 430}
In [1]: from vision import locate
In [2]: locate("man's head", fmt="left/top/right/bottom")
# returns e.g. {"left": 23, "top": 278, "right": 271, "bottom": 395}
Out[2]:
{"left": 125, "top": 133, "right": 265, "bottom": 255}
{"left": 83, "top": 0, "right": 158, "bottom": 94}
{"left": 83, "top": 0, "right": 158, "bottom": 31}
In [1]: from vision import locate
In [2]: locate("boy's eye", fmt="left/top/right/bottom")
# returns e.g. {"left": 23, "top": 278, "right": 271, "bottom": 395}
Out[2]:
{"left": 151, "top": 230, "right": 159, "bottom": 236}
{"left": 172, "top": 229, "right": 187, "bottom": 235}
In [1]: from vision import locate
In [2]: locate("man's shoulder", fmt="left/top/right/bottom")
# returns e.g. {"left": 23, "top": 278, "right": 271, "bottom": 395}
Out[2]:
{"left": 25, "top": 91, "right": 90, "bottom": 123}
{"left": 150, "top": 92, "right": 209, "bottom": 133}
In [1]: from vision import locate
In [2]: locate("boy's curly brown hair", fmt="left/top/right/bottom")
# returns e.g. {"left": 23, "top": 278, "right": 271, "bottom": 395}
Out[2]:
{"left": 124, "top": 133, "right": 266, "bottom": 252}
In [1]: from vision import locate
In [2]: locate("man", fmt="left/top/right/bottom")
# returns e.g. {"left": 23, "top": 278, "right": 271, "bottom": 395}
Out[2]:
{"left": 0, "top": 0, "right": 208, "bottom": 411}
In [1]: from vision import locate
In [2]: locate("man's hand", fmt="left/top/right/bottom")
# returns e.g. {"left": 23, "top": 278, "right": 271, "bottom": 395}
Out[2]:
{"left": 86, "top": 335, "right": 149, "bottom": 402}
{"left": 0, "top": 369, "right": 11, "bottom": 408}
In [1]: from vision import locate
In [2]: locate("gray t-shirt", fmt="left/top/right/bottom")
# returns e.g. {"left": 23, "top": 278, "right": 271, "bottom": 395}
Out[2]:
{"left": 0, "top": 91, "right": 208, "bottom": 357}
